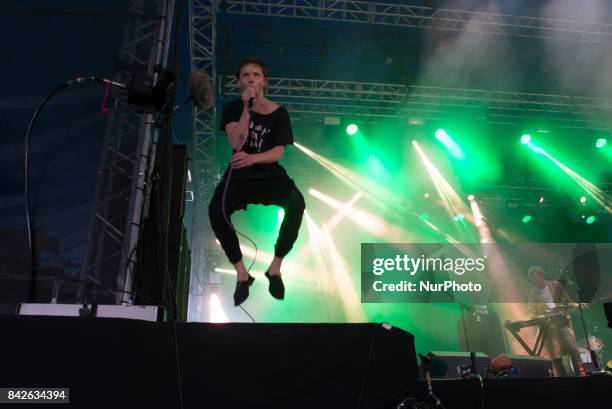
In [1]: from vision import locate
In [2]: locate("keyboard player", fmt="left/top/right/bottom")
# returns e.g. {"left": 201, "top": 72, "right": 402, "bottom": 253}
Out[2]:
{"left": 527, "top": 265, "right": 583, "bottom": 376}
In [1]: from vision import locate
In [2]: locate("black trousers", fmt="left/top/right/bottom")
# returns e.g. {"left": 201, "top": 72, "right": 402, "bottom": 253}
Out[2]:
{"left": 550, "top": 325, "right": 582, "bottom": 376}
{"left": 208, "top": 173, "right": 305, "bottom": 264}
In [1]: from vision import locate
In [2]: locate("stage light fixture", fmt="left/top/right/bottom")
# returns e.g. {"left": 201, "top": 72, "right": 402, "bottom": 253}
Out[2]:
{"left": 323, "top": 116, "right": 341, "bottom": 125}
{"left": 467, "top": 194, "right": 475, "bottom": 201}
{"left": 522, "top": 215, "right": 532, "bottom": 223}
{"left": 586, "top": 216, "right": 596, "bottom": 224}
{"left": 539, "top": 196, "right": 545, "bottom": 204}
{"left": 434, "top": 129, "right": 447, "bottom": 140}
{"left": 408, "top": 117, "right": 423, "bottom": 126}
{"left": 454, "top": 213, "right": 465, "bottom": 222}
{"left": 346, "top": 124, "right": 358, "bottom": 135}
{"left": 520, "top": 134, "right": 532, "bottom": 144}
{"left": 596, "top": 138, "right": 607, "bottom": 149}
{"left": 580, "top": 196, "right": 587, "bottom": 204}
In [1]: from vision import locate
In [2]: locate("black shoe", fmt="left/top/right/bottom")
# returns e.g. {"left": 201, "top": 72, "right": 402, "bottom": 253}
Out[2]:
{"left": 265, "top": 271, "right": 285, "bottom": 300}
{"left": 234, "top": 275, "right": 255, "bottom": 306}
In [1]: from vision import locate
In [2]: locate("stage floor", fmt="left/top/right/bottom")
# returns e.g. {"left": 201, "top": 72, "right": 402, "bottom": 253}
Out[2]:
{"left": 0, "top": 315, "right": 609, "bottom": 409}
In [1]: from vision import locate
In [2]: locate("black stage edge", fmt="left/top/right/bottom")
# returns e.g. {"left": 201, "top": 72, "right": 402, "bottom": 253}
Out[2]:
{"left": 0, "top": 316, "right": 418, "bottom": 409}
{"left": 429, "top": 376, "right": 611, "bottom": 409}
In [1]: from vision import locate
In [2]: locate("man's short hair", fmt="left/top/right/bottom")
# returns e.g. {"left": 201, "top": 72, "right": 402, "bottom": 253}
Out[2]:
{"left": 235, "top": 58, "right": 268, "bottom": 79}
{"left": 528, "top": 265, "right": 545, "bottom": 278}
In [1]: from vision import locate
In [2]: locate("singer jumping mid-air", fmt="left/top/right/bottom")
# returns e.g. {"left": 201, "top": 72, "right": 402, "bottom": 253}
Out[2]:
{"left": 208, "top": 58, "right": 305, "bottom": 306}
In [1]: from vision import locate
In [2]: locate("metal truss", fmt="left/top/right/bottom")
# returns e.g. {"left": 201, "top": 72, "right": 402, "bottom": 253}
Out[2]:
{"left": 224, "top": 0, "right": 612, "bottom": 43}
{"left": 283, "top": 161, "right": 612, "bottom": 224}
{"left": 223, "top": 76, "right": 612, "bottom": 130}
{"left": 188, "top": 0, "right": 220, "bottom": 322}
{"left": 474, "top": 179, "right": 568, "bottom": 203}
{"left": 78, "top": 0, "right": 174, "bottom": 305}
{"left": 406, "top": 86, "right": 611, "bottom": 113}
{"left": 182, "top": 2, "right": 611, "bottom": 319}
{"left": 469, "top": 179, "right": 612, "bottom": 224}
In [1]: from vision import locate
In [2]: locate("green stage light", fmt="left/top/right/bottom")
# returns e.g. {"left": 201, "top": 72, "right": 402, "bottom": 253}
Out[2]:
{"left": 467, "top": 194, "right": 475, "bottom": 201}
{"left": 419, "top": 213, "right": 429, "bottom": 221}
{"left": 520, "top": 134, "right": 532, "bottom": 144}
{"left": 366, "top": 155, "right": 385, "bottom": 175}
{"left": 528, "top": 144, "right": 612, "bottom": 213}
{"left": 596, "top": 138, "right": 607, "bottom": 149}
{"left": 522, "top": 215, "right": 532, "bottom": 223}
{"left": 346, "top": 124, "right": 358, "bottom": 135}
{"left": 454, "top": 213, "right": 465, "bottom": 222}
{"left": 434, "top": 129, "right": 465, "bottom": 160}
{"left": 586, "top": 216, "right": 596, "bottom": 224}
{"left": 434, "top": 129, "right": 447, "bottom": 140}
{"left": 526, "top": 141, "right": 544, "bottom": 154}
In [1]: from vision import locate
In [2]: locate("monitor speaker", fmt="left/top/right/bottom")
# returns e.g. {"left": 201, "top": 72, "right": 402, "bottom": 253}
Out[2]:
{"left": 491, "top": 354, "right": 553, "bottom": 378}
{"left": 429, "top": 351, "right": 491, "bottom": 379}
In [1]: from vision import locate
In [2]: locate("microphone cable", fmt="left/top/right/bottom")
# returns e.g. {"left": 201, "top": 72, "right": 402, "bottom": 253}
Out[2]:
{"left": 219, "top": 117, "right": 260, "bottom": 321}
{"left": 23, "top": 76, "right": 127, "bottom": 302}
{"left": 220, "top": 164, "right": 259, "bottom": 323}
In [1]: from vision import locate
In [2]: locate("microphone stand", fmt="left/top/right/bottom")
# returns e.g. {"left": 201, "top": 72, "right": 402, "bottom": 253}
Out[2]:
{"left": 458, "top": 300, "right": 473, "bottom": 352}
{"left": 431, "top": 265, "right": 482, "bottom": 376}
{"left": 559, "top": 271, "right": 601, "bottom": 373}
{"left": 433, "top": 268, "right": 474, "bottom": 353}
{"left": 419, "top": 353, "right": 447, "bottom": 409}
{"left": 432, "top": 268, "right": 479, "bottom": 376}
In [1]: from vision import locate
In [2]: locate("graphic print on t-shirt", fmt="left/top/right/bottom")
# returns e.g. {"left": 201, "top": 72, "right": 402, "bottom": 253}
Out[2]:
{"left": 247, "top": 121, "right": 270, "bottom": 152}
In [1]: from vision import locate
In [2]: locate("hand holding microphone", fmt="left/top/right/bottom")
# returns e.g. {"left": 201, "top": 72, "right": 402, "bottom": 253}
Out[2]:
{"left": 241, "top": 86, "right": 257, "bottom": 110}
{"left": 230, "top": 151, "right": 256, "bottom": 169}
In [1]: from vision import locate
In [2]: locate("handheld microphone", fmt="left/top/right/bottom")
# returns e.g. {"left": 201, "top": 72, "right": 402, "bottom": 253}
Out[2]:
{"left": 248, "top": 97, "right": 254, "bottom": 109}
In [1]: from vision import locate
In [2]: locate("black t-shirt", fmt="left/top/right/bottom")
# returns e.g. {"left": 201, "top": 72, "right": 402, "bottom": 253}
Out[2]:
{"left": 220, "top": 99, "right": 293, "bottom": 180}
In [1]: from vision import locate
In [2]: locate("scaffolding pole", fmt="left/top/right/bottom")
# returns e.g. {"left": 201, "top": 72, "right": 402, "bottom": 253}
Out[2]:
{"left": 188, "top": 0, "right": 220, "bottom": 322}
{"left": 78, "top": 0, "right": 175, "bottom": 305}
{"left": 225, "top": 0, "right": 612, "bottom": 43}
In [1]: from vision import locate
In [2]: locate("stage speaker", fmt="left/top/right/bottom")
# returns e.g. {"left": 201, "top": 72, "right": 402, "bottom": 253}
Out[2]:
{"left": 429, "top": 351, "right": 491, "bottom": 379}
{"left": 457, "top": 311, "right": 507, "bottom": 358}
{"left": 491, "top": 354, "right": 553, "bottom": 378}
{"left": 168, "top": 145, "right": 190, "bottom": 321}
{"left": 174, "top": 226, "right": 191, "bottom": 321}
{"left": 572, "top": 243, "right": 601, "bottom": 302}
{"left": 137, "top": 145, "right": 190, "bottom": 320}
